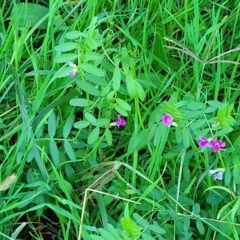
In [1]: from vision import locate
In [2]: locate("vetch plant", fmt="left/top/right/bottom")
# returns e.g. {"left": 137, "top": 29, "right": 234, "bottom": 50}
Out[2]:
{"left": 68, "top": 61, "right": 78, "bottom": 77}
{"left": 209, "top": 168, "right": 225, "bottom": 180}
{"left": 110, "top": 114, "right": 126, "bottom": 128}
{"left": 161, "top": 113, "right": 177, "bottom": 127}
{"left": 199, "top": 137, "right": 225, "bottom": 152}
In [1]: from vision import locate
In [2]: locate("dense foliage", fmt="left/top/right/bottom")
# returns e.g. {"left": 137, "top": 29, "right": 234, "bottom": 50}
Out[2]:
{"left": 1, "top": 0, "right": 240, "bottom": 239}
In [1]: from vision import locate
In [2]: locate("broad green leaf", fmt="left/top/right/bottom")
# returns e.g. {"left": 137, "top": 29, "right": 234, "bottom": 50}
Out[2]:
{"left": 114, "top": 104, "right": 128, "bottom": 117}
{"left": 88, "top": 127, "right": 100, "bottom": 144}
{"left": 107, "top": 224, "right": 122, "bottom": 240}
{"left": 105, "top": 128, "right": 112, "bottom": 145}
{"left": 135, "top": 81, "right": 145, "bottom": 101}
{"left": 85, "top": 112, "right": 96, "bottom": 125}
{"left": 196, "top": 219, "right": 205, "bottom": 235}
{"left": 66, "top": 31, "right": 82, "bottom": 39}
{"left": 193, "top": 203, "right": 200, "bottom": 215}
{"left": 54, "top": 66, "right": 74, "bottom": 78}
{"left": 85, "top": 51, "right": 103, "bottom": 61}
{"left": 128, "top": 129, "right": 155, "bottom": 153}
{"left": 207, "top": 100, "right": 223, "bottom": 108}
{"left": 48, "top": 111, "right": 57, "bottom": 138}
{"left": 81, "top": 63, "right": 104, "bottom": 77}
{"left": 49, "top": 139, "right": 59, "bottom": 166}
{"left": 126, "top": 75, "right": 137, "bottom": 98}
{"left": 64, "top": 140, "right": 76, "bottom": 162}
{"left": 115, "top": 98, "right": 131, "bottom": 111}
{"left": 190, "top": 119, "right": 206, "bottom": 130}
{"left": 187, "top": 102, "right": 204, "bottom": 110}
{"left": 74, "top": 120, "right": 90, "bottom": 129}
{"left": 58, "top": 178, "right": 73, "bottom": 195}
{"left": 224, "top": 169, "right": 231, "bottom": 186}
{"left": 182, "top": 128, "right": 190, "bottom": 148}
{"left": 142, "top": 233, "right": 155, "bottom": 240}
{"left": 54, "top": 54, "right": 78, "bottom": 63}
{"left": 65, "top": 164, "right": 76, "bottom": 183}
{"left": 94, "top": 118, "right": 109, "bottom": 127}
{"left": 11, "top": 3, "right": 49, "bottom": 29}
{"left": 69, "top": 98, "right": 93, "bottom": 107}
{"left": 90, "top": 235, "right": 104, "bottom": 240}
{"left": 54, "top": 42, "right": 76, "bottom": 52}
{"left": 63, "top": 114, "right": 75, "bottom": 138}
{"left": 112, "top": 67, "right": 121, "bottom": 91}
{"left": 76, "top": 80, "right": 100, "bottom": 96}
{"left": 148, "top": 224, "right": 166, "bottom": 235}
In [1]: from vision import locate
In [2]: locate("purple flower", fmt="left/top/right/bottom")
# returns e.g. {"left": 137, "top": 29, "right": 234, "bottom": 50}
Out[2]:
{"left": 110, "top": 114, "right": 126, "bottom": 128}
{"left": 69, "top": 70, "right": 76, "bottom": 77}
{"left": 116, "top": 114, "right": 126, "bottom": 127}
{"left": 162, "top": 113, "right": 177, "bottom": 127}
{"left": 199, "top": 137, "right": 225, "bottom": 152}
{"left": 209, "top": 168, "right": 225, "bottom": 180}
{"left": 210, "top": 139, "right": 226, "bottom": 152}
{"left": 199, "top": 137, "right": 213, "bottom": 148}
{"left": 68, "top": 61, "right": 77, "bottom": 77}
{"left": 213, "top": 172, "right": 223, "bottom": 180}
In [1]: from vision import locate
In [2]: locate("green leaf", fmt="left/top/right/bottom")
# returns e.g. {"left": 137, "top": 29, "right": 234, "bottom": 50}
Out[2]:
{"left": 105, "top": 128, "right": 112, "bottom": 146}
{"left": 64, "top": 140, "right": 76, "bottom": 162}
{"left": 48, "top": 111, "right": 57, "bottom": 138}
{"left": 66, "top": 31, "right": 82, "bottom": 39}
{"left": 69, "top": 98, "right": 93, "bottom": 107}
{"left": 126, "top": 75, "right": 137, "bottom": 98}
{"left": 187, "top": 102, "right": 204, "bottom": 110}
{"left": 11, "top": 3, "right": 49, "bottom": 29}
{"left": 63, "top": 114, "right": 75, "bottom": 138}
{"left": 54, "top": 66, "right": 74, "bottom": 78}
{"left": 114, "top": 104, "right": 128, "bottom": 117}
{"left": 90, "top": 235, "right": 104, "bottom": 240}
{"left": 182, "top": 128, "right": 190, "bottom": 148}
{"left": 74, "top": 120, "right": 90, "bottom": 129}
{"left": 207, "top": 100, "right": 223, "bottom": 108}
{"left": 76, "top": 80, "right": 100, "bottom": 96}
{"left": 54, "top": 54, "right": 78, "bottom": 63}
{"left": 112, "top": 67, "right": 121, "bottom": 91}
{"left": 54, "top": 42, "right": 76, "bottom": 52}
{"left": 115, "top": 98, "right": 131, "bottom": 111}
{"left": 135, "top": 81, "right": 146, "bottom": 101}
{"left": 65, "top": 164, "right": 76, "bottom": 183}
{"left": 49, "top": 139, "right": 59, "bottom": 166}
{"left": 148, "top": 224, "right": 166, "bottom": 235}
{"left": 196, "top": 219, "right": 205, "bottom": 235}
{"left": 85, "top": 112, "right": 96, "bottom": 125}
{"left": 58, "top": 178, "right": 73, "bottom": 195}
{"left": 120, "top": 216, "right": 142, "bottom": 238}
{"left": 128, "top": 128, "right": 155, "bottom": 153}
{"left": 81, "top": 63, "right": 104, "bottom": 77}
{"left": 94, "top": 118, "right": 109, "bottom": 127}
{"left": 88, "top": 127, "right": 100, "bottom": 144}
{"left": 107, "top": 224, "right": 122, "bottom": 240}
{"left": 85, "top": 51, "right": 103, "bottom": 61}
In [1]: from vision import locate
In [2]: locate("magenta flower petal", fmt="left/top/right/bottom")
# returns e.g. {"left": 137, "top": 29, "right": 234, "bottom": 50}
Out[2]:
{"left": 162, "top": 114, "right": 173, "bottom": 127}
{"left": 116, "top": 115, "right": 126, "bottom": 127}
{"left": 199, "top": 137, "right": 208, "bottom": 148}
{"left": 211, "top": 140, "right": 226, "bottom": 152}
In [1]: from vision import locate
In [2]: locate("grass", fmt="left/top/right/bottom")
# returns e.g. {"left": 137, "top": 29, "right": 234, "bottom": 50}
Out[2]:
{"left": 1, "top": 0, "right": 240, "bottom": 239}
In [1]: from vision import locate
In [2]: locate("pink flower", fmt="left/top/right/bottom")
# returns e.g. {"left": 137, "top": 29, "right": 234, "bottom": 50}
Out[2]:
{"left": 210, "top": 139, "right": 226, "bottom": 152}
{"left": 110, "top": 115, "right": 126, "bottom": 128}
{"left": 161, "top": 114, "right": 177, "bottom": 127}
{"left": 116, "top": 114, "right": 126, "bottom": 127}
{"left": 199, "top": 137, "right": 225, "bottom": 152}
{"left": 199, "top": 137, "right": 213, "bottom": 148}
